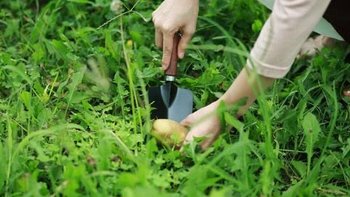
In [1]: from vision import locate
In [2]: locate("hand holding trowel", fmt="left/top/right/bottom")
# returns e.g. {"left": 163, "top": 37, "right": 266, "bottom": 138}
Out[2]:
{"left": 149, "top": 33, "right": 194, "bottom": 146}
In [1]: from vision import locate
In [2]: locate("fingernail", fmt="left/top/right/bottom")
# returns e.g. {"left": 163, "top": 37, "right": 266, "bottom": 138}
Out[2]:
{"left": 179, "top": 52, "right": 184, "bottom": 59}
{"left": 162, "top": 64, "right": 167, "bottom": 70}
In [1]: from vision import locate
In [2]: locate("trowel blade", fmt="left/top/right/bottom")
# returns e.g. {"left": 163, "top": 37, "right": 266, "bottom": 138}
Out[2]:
{"left": 148, "top": 83, "right": 193, "bottom": 122}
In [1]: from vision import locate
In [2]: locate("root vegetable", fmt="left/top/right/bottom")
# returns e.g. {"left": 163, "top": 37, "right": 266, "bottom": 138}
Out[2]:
{"left": 152, "top": 119, "right": 188, "bottom": 147}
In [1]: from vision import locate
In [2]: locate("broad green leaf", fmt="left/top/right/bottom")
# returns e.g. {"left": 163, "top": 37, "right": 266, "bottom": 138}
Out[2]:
{"left": 291, "top": 160, "right": 307, "bottom": 178}
{"left": 4, "top": 19, "right": 19, "bottom": 38}
{"left": 66, "top": 67, "right": 86, "bottom": 104}
{"left": 224, "top": 112, "right": 244, "bottom": 133}
{"left": 302, "top": 112, "right": 321, "bottom": 174}
{"left": 209, "top": 187, "right": 231, "bottom": 197}
{"left": 30, "top": 16, "right": 47, "bottom": 43}
{"left": 105, "top": 29, "right": 120, "bottom": 60}
{"left": 31, "top": 43, "right": 46, "bottom": 63}
{"left": 302, "top": 113, "right": 321, "bottom": 149}
{"left": 282, "top": 180, "right": 304, "bottom": 197}
{"left": 20, "top": 91, "right": 32, "bottom": 112}
{"left": 3, "top": 65, "right": 33, "bottom": 85}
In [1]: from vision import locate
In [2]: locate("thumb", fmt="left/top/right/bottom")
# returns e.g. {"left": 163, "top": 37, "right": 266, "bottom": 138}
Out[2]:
{"left": 178, "top": 31, "right": 193, "bottom": 59}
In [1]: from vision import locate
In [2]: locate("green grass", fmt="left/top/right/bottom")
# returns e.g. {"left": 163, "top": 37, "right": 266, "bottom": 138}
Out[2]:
{"left": 1, "top": 0, "right": 350, "bottom": 196}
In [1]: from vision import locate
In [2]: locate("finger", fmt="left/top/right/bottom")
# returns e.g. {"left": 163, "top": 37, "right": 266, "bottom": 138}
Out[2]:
{"left": 162, "top": 32, "right": 174, "bottom": 70}
{"left": 152, "top": 13, "right": 163, "bottom": 48}
{"left": 201, "top": 141, "right": 211, "bottom": 150}
{"left": 200, "top": 132, "right": 219, "bottom": 150}
{"left": 180, "top": 114, "right": 194, "bottom": 126}
{"left": 155, "top": 28, "right": 163, "bottom": 48}
{"left": 180, "top": 131, "right": 195, "bottom": 152}
{"left": 183, "top": 130, "right": 195, "bottom": 145}
{"left": 178, "top": 29, "right": 194, "bottom": 59}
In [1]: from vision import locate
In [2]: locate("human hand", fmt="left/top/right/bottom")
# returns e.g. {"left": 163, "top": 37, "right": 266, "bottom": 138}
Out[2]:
{"left": 181, "top": 101, "right": 221, "bottom": 150}
{"left": 297, "top": 35, "right": 336, "bottom": 58}
{"left": 152, "top": 0, "right": 199, "bottom": 70}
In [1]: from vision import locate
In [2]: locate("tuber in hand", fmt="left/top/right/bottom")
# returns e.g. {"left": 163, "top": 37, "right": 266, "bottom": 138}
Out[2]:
{"left": 151, "top": 119, "right": 188, "bottom": 147}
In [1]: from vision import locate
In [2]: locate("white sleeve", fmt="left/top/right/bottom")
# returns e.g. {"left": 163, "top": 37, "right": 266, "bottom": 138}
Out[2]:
{"left": 247, "top": 0, "right": 331, "bottom": 78}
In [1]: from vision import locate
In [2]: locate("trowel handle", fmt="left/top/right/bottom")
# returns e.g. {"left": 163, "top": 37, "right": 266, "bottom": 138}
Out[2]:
{"left": 165, "top": 32, "right": 181, "bottom": 76}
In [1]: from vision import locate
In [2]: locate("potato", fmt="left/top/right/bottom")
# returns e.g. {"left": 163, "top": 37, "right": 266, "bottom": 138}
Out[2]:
{"left": 152, "top": 119, "right": 188, "bottom": 147}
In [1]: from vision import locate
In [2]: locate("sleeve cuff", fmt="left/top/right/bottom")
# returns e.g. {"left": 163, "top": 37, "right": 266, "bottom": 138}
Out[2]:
{"left": 246, "top": 53, "right": 292, "bottom": 79}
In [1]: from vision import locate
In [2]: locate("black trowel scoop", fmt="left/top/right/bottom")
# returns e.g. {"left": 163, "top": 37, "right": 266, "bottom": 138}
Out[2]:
{"left": 148, "top": 33, "right": 193, "bottom": 122}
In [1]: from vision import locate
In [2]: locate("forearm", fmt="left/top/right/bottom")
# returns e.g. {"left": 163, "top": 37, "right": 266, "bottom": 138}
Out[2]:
{"left": 218, "top": 67, "right": 275, "bottom": 116}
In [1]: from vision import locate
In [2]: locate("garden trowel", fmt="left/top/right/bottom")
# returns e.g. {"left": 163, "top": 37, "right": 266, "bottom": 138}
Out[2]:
{"left": 148, "top": 33, "right": 193, "bottom": 122}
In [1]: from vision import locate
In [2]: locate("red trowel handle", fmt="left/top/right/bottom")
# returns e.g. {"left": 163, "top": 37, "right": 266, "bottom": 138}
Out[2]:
{"left": 165, "top": 32, "right": 181, "bottom": 76}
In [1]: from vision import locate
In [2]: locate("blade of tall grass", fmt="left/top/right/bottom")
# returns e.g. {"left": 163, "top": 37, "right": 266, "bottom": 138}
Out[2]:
{"left": 120, "top": 18, "right": 144, "bottom": 138}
